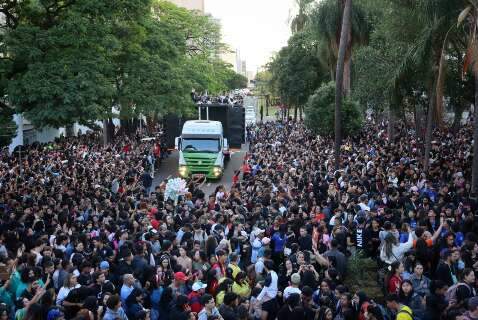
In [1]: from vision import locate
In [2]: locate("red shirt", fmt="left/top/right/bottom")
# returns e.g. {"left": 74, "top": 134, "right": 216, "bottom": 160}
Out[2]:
{"left": 187, "top": 291, "right": 203, "bottom": 313}
{"left": 388, "top": 274, "right": 402, "bottom": 294}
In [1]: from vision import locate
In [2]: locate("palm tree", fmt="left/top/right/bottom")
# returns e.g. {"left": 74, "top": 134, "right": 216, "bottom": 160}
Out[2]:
{"left": 457, "top": 0, "right": 478, "bottom": 193}
{"left": 290, "top": 0, "right": 315, "bottom": 34}
{"left": 309, "top": 0, "right": 369, "bottom": 96}
{"left": 334, "top": 0, "right": 352, "bottom": 169}
{"left": 391, "top": 0, "right": 463, "bottom": 172}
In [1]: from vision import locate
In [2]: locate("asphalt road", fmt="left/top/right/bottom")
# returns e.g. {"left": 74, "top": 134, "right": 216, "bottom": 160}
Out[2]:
{"left": 152, "top": 145, "right": 247, "bottom": 196}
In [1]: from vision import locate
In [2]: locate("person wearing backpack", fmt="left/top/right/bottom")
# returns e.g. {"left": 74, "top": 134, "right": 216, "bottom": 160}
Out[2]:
{"left": 445, "top": 268, "right": 476, "bottom": 312}
{"left": 386, "top": 293, "right": 414, "bottom": 320}
{"left": 462, "top": 296, "right": 478, "bottom": 320}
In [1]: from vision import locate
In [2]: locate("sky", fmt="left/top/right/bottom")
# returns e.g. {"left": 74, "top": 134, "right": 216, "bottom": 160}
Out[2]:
{"left": 205, "top": 0, "right": 295, "bottom": 72}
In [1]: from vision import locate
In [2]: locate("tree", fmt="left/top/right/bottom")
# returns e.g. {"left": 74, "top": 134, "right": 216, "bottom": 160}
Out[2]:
{"left": 334, "top": 0, "right": 352, "bottom": 169}
{"left": 1, "top": 0, "right": 158, "bottom": 129}
{"left": 309, "top": 0, "right": 370, "bottom": 94}
{"left": 457, "top": 0, "right": 478, "bottom": 193}
{"left": 268, "top": 31, "right": 324, "bottom": 121}
{"left": 402, "top": 1, "right": 463, "bottom": 171}
{"left": 305, "top": 81, "right": 362, "bottom": 136}
{"left": 0, "top": 106, "right": 16, "bottom": 148}
{"left": 0, "top": 0, "right": 228, "bottom": 137}
{"left": 290, "top": 0, "right": 315, "bottom": 33}
{"left": 254, "top": 70, "right": 275, "bottom": 117}
{"left": 224, "top": 70, "right": 248, "bottom": 90}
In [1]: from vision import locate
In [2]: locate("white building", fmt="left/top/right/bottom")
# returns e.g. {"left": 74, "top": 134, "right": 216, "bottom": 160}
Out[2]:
{"left": 8, "top": 114, "right": 120, "bottom": 154}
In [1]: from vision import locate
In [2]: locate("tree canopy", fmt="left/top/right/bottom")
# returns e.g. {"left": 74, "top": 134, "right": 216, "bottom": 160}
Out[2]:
{"left": 0, "top": 0, "right": 245, "bottom": 139}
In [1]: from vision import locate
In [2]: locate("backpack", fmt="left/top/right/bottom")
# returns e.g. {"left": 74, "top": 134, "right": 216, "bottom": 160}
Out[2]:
{"left": 397, "top": 307, "right": 414, "bottom": 320}
{"left": 445, "top": 282, "right": 471, "bottom": 306}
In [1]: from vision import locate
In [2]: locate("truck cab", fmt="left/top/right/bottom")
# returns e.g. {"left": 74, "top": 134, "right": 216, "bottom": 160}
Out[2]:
{"left": 175, "top": 120, "right": 229, "bottom": 180}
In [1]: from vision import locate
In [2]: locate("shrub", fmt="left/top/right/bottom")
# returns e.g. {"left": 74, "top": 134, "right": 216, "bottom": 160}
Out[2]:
{"left": 304, "top": 81, "right": 363, "bottom": 136}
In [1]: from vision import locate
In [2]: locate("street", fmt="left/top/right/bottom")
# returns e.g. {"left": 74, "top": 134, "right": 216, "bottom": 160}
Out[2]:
{"left": 153, "top": 145, "right": 247, "bottom": 195}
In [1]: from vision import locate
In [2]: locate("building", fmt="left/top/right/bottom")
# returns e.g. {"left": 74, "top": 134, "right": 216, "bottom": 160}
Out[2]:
{"left": 235, "top": 48, "right": 243, "bottom": 74}
{"left": 221, "top": 48, "right": 237, "bottom": 70}
{"left": 241, "top": 60, "right": 247, "bottom": 77}
{"left": 169, "top": 0, "right": 205, "bottom": 12}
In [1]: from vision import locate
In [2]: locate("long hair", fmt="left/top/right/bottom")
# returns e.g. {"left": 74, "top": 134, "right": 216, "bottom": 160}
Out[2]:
{"left": 205, "top": 235, "right": 218, "bottom": 258}
{"left": 389, "top": 261, "right": 401, "bottom": 276}
{"left": 384, "top": 233, "right": 398, "bottom": 259}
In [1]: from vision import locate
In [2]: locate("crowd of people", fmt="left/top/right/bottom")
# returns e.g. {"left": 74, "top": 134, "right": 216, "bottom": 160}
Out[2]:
{"left": 191, "top": 91, "right": 246, "bottom": 106}
{"left": 0, "top": 118, "right": 478, "bottom": 320}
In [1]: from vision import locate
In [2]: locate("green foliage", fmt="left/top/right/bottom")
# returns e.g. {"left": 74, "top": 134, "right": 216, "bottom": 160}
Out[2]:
{"left": 223, "top": 69, "right": 248, "bottom": 90}
{"left": 0, "top": 0, "right": 232, "bottom": 128}
{"left": 268, "top": 31, "right": 324, "bottom": 108}
{"left": 305, "top": 82, "right": 362, "bottom": 136}
{"left": 344, "top": 251, "right": 383, "bottom": 302}
{"left": 0, "top": 107, "right": 17, "bottom": 148}
{"left": 309, "top": 0, "right": 370, "bottom": 77}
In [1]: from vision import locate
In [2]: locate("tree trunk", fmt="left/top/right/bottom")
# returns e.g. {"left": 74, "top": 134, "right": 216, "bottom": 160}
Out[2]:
{"left": 294, "top": 105, "right": 298, "bottom": 122}
{"left": 103, "top": 119, "right": 108, "bottom": 145}
{"left": 424, "top": 78, "right": 437, "bottom": 173}
{"left": 388, "top": 107, "right": 395, "bottom": 141}
{"left": 343, "top": 51, "right": 352, "bottom": 96}
{"left": 472, "top": 74, "right": 478, "bottom": 194}
{"left": 452, "top": 104, "right": 464, "bottom": 134}
{"left": 334, "top": 0, "right": 352, "bottom": 170}
{"left": 65, "top": 124, "right": 74, "bottom": 137}
{"left": 413, "top": 105, "right": 418, "bottom": 133}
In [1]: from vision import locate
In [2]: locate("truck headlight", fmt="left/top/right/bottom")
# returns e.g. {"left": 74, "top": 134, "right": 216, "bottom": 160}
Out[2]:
{"left": 213, "top": 166, "right": 222, "bottom": 177}
{"left": 179, "top": 165, "right": 188, "bottom": 177}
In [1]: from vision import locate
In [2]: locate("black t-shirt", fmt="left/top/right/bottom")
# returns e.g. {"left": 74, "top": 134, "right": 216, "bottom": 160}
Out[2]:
{"left": 277, "top": 305, "right": 293, "bottom": 320}
{"left": 435, "top": 262, "right": 455, "bottom": 287}
{"left": 262, "top": 298, "right": 279, "bottom": 320}
{"left": 63, "top": 287, "right": 91, "bottom": 319}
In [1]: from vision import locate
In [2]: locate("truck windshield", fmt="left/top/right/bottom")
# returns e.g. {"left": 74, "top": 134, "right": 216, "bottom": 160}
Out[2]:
{"left": 181, "top": 139, "right": 220, "bottom": 153}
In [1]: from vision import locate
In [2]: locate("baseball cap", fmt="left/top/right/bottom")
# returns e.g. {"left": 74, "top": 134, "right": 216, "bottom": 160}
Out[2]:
{"left": 253, "top": 228, "right": 265, "bottom": 236}
{"left": 192, "top": 281, "right": 207, "bottom": 291}
{"left": 174, "top": 272, "right": 189, "bottom": 282}
{"left": 100, "top": 261, "right": 110, "bottom": 270}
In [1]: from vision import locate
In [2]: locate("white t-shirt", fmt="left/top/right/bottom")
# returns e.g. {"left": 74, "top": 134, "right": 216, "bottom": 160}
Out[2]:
{"left": 258, "top": 270, "right": 278, "bottom": 300}
{"left": 56, "top": 284, "right": 81, "bottom": 305}
{"left": 283, "top": 286, "right": 301, "bottom": 299}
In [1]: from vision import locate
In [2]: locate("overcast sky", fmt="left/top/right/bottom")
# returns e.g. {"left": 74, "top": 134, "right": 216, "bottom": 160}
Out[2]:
{"left": 205, "top": 0, "right": 294, "bottom": 72}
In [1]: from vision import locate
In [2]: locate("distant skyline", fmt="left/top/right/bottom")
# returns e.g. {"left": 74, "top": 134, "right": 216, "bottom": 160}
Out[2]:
{"left": 205, "top": 0, "right": 294, "bottom": 71}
